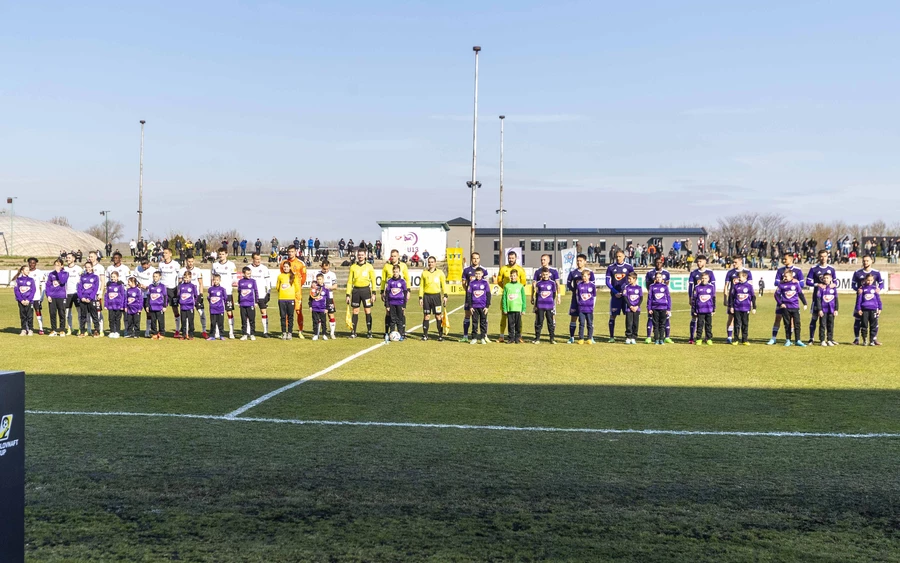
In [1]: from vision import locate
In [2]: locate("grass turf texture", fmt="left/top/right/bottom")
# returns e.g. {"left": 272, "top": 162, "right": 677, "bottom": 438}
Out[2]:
{"left": 2, "top": 289, "right": 898, "bottom": 561}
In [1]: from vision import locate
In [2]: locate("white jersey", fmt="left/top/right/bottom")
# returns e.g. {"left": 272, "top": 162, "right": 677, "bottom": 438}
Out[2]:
{"left": 178, "top": 266, "right": 204, "bottom": 292}
{"left": 64, "top": 265, "right": 83, "bottom": 295}
{"left": 319, "top": 270, "right": 338, "bottom": 290}
{"left": 26, "top": 268, "right": 46, "bottom": 300}
{"left": 249, "top": 264, "right": 271, "bottom": 298}
{"left": 157, "top": 259, "right": 181, "bottom": 289}
{"left": 107, "top": 263, "right": 131, "bottom": 284}
{"left": 211, "top": 260, "right": 237, "bottom": 291}
{"left": 134, "top": 266, "right": 156, "bottom": 295}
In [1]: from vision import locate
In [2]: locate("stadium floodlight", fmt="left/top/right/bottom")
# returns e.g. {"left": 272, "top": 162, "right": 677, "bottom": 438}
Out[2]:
{"left": 498, "top": 115, "right": 505, "bottom": 258}
{"left": 137, "top": 120, "right": 146, "bottom": 242}
{"left": 5, "top": 196, "right": 16, "bottom": 256}
{"left": 100, "top": 210, "right": 111, "bottom": 246}
{"left": 468, "top": 46, "right": 481, "bottom": 257}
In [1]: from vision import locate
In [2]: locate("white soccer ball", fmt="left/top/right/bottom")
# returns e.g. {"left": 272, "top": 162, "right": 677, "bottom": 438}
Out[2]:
{"left": 389, "top": 331, "right": 402, "bottom": 342}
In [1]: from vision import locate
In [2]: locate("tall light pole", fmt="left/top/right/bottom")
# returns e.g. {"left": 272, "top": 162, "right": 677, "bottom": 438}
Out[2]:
{"left": 497, "top": 115, "right": 505, "bottom": 261}
{"left": 100, "top": 210, "right": 111, "bottom": 248}
{"left": 6, "top": 197, "right": 16, "bottom": 256}
{"left": 466, "top": 46, "right": 482, "bottom": 257}
{"left": 137, "top": 120, "right": 146, "bottom": 243}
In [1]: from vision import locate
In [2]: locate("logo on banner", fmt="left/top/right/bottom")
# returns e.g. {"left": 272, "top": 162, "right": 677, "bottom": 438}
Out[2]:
{"left": 395, "top": 232, "right": 419, "bottom": 245}
{"left": 0, "top": 414, "right": 11, "bottom": 441}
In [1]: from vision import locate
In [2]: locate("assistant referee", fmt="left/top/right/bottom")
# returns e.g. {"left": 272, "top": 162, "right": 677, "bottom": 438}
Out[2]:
{"left": 418, "top": 256, "right": 447, "bottom": 341}
{"left": 345, "top": 249, "right": 376, "bottom": 338}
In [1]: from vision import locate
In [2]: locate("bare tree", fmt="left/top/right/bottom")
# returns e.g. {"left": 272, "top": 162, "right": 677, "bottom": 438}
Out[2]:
{"left": 202, "top": 229, "right": 243, "bottom": 249}
{"left": 86, "top": 220, "right": 125, "bottom": 244}
{"left": 48, "top": 216, "right": 72, "bottom": 228}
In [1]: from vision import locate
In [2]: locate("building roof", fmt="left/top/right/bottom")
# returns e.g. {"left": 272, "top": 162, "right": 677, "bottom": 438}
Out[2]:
{"left": 474, "top": 227, "right": 708, "bottom": 237}
{"left": 0, "top": 215, "right": 106, "bottom": 257}
{"left": 446, "top": 217, "right": 472, "bottom": 226}
{"left": 377, "top": 221, "right": 450, "bottom": 232}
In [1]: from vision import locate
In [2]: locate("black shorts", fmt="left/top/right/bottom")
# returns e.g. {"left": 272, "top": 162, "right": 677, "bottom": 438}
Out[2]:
{"left": 351, "top": 287, "right": 373, "bottom": 309}
{"left": 422, "top": 293, "right": 443, "bottom": 315}
{"left": 327, "top": 299, "right": 336, "bottom": 314}
{"left": 225, "top": 294, "right": 235, "bottom": 312}
{"left": 257, "top": 293, "right": 270, "bottom": 309}
{"left": 66, "top": 294, "right": 79, "bottom": 309}
{"left": 196, "top": 295, "right": 205, "bottom": 310}
{"left": 166, "top": 287, "right": 179, "bottom": 307}
{"left": 31, "top": 300, "right": 42, "bottom": 312}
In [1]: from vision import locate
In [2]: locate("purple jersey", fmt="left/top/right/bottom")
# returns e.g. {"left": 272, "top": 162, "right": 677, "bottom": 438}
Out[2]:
{"left": 46, "top": 270, "right": 68, "bottom": 300}
{"left": 14, "top": 276, "right": 36, "bottom": 302}
{"left": 852, "top": 268, "right": 884, "bottom": 291}
{"left": 385, "top": 277, "right": 408, "bottom": 307}
{"left": 534, "top": 280, "right": 557, "bottom": 310}
{"left": 147, "top": 282, "right": 168, "bottom": 311}
{"left": 178, "top": 282, "right": 199, "bottom": 310}
{"left": 576, "top": 281, "right": 596, "bottom": 314}
{"left": 816, "top": 284, "right": 839, "bottom": 314}
{"left": 77, "top": 273, "right": 100, "bottom": 301}
{"left": 623, "top": 285, "right": 643, "bottom": 310}
{"left": 776, "top": 266, "right": 805, "bottom": 288}
{"left": 309, "top": 285, "right": 331, "bottom": 313}
{"left": 605, "top": 262, "right": 634, "bottom": 295}
{"left": 566, "top": 268, "right": 595, "bottom": 293}
{"left": 692, "top": 284, "right": 716, "bottom": 314}
{"left": 806, "top": 265, "right": 837, "bottom": 289}
{"left": 644, "top": 268, "right": 670, "bottom": 288}
{"left": 775, "top": 281, "right": 806, "bottom": 310}
{"left": 125, "top": 287, "right": 143, "bottom": 314}
{"left": 729, "top": 281, "right": 756, "bottom": 312}
{"left": 532, "top": 267, "right": 560, "bottom": 282}
{"left": 208, "top": 286, "right": 227, "bottom": 315}
{"left": 462, "top": 266, "right": 490, "bottom": 288}
{"left": 724, "top": 267, "right": 752, "bottom": 287}
{"left": 237, "top": 277, "right": 259, "bottom": 308}
{"left": 647, "top": 283, "right": 671, "bottom": 311}
{"left": 467, "top": 279, "right": 491, "bottom": 309}
{"left": 688, "top": 268, "right": 716, "bottom": 297}
{"left": 105, "top": 281, "right": 126, "bottom": 311}
{"left": 856, "top": 286, "right": 882, "bottom": 311}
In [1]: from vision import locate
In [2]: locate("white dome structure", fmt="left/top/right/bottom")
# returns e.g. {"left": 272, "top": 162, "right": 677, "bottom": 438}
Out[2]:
{"left": 0, "top": 215, "right": 106, "bottom": 257}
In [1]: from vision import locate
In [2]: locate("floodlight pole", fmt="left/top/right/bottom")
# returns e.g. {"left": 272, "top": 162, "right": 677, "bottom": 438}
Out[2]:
{"left": 6, "top": 197, "right": 16, "bottom": 256}
{"left": 467, "top": 46, "right": 481, "bottom": 257}
{"left": 137, "top": 120, "right": 145, "bottom": 243}
{"left": 100, "top": 210, "right": 111, "bottom": 247}
{"left": 498, "top": 115, "right": 505, "bottom": 259}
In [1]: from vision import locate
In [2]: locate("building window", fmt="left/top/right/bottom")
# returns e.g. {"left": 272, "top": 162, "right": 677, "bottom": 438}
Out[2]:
{"left": 530, "top": 240, "right": 541, "bottom": 251}
{"left": 598, "top": 240, "right": 607, "bottom": 252}
{"left": 544, "top": 240, "right": 554, "bottom": 251}
{"left": 518, "top": 240, "right": 525, "bottom": 250}
{"left": 557, "top": 240, "right": 568, "bottom": 250}
{"left": 493, "top": 254, "right": 500, "bottom": 265}
{"left": 493, "top": 239, "right": 499, "bottom": 251}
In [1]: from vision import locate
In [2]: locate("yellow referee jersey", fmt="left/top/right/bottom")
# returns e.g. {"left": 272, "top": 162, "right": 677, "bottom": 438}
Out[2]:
{"left": 419, "top": 268, "right": 447, "bottom": 297}
{"left": 380, "top": 261, "right": 410, "bottom": 293}
{"left": 346, "top": 262, "right": 376, "bottom": 295}
{"left": 497, "top": 264, "right": 526, "bottom": 288}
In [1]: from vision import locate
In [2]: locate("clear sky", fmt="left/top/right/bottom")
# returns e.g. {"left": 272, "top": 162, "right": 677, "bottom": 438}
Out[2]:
{"left": 2, "top": 1, "right": 899, "bottom": 242}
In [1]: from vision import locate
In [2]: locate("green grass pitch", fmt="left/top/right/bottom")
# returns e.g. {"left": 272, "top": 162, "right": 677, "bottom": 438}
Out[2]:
{"left": 4, "top": 288, "right": 899, "bottom": 562}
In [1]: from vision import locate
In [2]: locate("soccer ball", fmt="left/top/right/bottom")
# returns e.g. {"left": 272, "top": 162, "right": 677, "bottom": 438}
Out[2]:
{"left": 389, "top": 331, "right": 402, "bottom": 342}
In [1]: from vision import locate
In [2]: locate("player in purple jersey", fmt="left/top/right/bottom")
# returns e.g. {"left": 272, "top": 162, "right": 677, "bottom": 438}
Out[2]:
{"left": 532, "top": 267, "right": 558, "bottom": 343}
{"left": 647, "top": 272, "right": 672, "bottom": 345}
{"left": 605, "top": 250, "right": 635, "bottom": 342}
{"left": 566, "top": 254, "right": 594, "bottom": 343}
{"left": 855, "top": 273, "right": 883, "bottom": 346}
{"left": 688, "top": 255, "right": 716, "bottom": 343}
{"left": 728, "top": 270, "right": 757, "bottom": 345}
{"left": 237, "top": 267, "right": 259, "bottom": 340}
{"left": 851, "top": 255, "right": 884, "bottom": 345}
{"left": 806, "top": 250, "right": 837, "bottom": 344}
{"left": 723, "top": 256, "right": 752, "bottom": 344}
{"left": 622, "top": 272, "right": 643, "bottom": 344}
{"left": 466, "top": 268, "right": 491, "bottom": 344}
{"left": 461, "top": 252, "right": 490, "bottom": 342}
{"left": 767, "top": 254, "right": 805, "bottom": 345}
{"left": 691, "top": 271, "right": 716, "bottom": 345}
{"left": 815, "top": 272, "right": 839, "bottom": 346}
{"left": 774, "top": 269, "right": 807, "bottom": 347}
{"left": 644, "top": 257, "right": 672, "bottom": 344}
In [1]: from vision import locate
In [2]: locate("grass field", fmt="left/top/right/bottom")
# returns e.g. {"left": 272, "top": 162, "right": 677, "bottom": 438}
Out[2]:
{"left": 4, "top": 287, "right": 899, "bottom": 562}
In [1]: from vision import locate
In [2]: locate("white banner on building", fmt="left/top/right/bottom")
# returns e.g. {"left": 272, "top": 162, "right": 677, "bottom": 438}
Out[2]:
{"left": 381, "top": 227, "right": 448, "bottom": 261}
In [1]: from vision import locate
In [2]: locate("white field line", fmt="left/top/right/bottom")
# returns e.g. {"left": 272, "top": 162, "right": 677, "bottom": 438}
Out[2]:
{"left": 24, "top": 410, "right": 900, "bottom": 439}
{"left": 225, "top": 304, "right": 465, "bottom": 418}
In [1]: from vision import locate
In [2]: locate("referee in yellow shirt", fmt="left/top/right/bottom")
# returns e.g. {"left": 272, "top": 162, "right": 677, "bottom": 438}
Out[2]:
{"left": 345, "top": 249, "right": 376, "bottom": 338}
{"left": 496, "top": 250, "right": 526, "bottom": 342}
{"left": 380, "top": 249, "right": 410, "bottom": 337}
{"left": 418, "top": 256, "right": 447, "bottom": 341}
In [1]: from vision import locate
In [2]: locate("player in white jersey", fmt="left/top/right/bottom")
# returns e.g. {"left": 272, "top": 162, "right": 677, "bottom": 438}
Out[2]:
{"left": 87, "top": 251, "right": 107, "bottom": 334}
{"left": 249, "top": 252, "right": 272, "bottom": 337}
{"left": 106, "top": 252, "right": 131, "bottom": 285}
{"left": 178, "top": 255, "right": 208, "bottom": 338}
{"left": 25, "top": 257, "right": 47, "bottom": 334}
{"left": 133, "top": 258, "right": 157, "bottom": 337}
{"left": 211, "top": 248, "right": 238, "bottom": 338}
{"left": 63, "top": 252, "right": 84, "bottom": 335}
{"left": 157, "top": 248, "right": 182, "bottom": 337}
{"left": 319, "top": 260, "right": 338, "bottom": 338}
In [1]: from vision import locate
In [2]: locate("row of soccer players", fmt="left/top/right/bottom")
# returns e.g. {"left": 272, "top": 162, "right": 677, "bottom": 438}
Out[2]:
{"left": 459, "top": 249, "right": 885, "bottom": 346}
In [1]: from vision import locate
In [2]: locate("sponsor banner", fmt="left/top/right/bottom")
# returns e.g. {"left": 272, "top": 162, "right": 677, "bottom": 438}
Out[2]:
{"left": 381, "top": 227, "right": 448, "bottom": 261}
{"left": 0, "top": 371, "right": 24, "bottom": 562}
{"left": 446, "top": 248, "right": 464, "bottom": 282}
{"left": 559, "top": 249, "right": 577, "bottom": 288}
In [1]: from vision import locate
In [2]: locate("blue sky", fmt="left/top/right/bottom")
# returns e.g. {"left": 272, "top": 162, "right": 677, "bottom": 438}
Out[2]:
{"left": 2, "top": 1, "right": 899, "bottom": 241}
